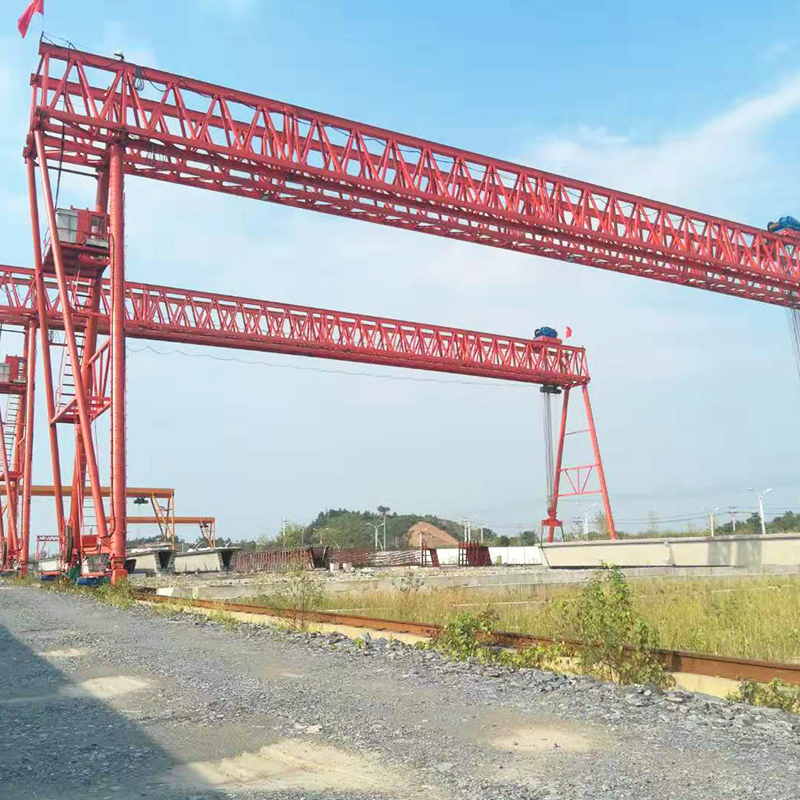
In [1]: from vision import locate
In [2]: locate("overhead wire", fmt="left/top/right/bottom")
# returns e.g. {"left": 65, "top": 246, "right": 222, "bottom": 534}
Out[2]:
{"left": 125, "top": 343, "right": 531, "bottom": 389}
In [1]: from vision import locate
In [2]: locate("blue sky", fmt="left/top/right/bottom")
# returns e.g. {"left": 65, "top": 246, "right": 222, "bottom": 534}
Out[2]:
{"left": 2, "top": 1, "right": 800, "bottom": 540}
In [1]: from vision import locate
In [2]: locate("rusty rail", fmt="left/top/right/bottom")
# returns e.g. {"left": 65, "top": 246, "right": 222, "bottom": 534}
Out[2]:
{"left": 132, "top": 590, "right": 800, "bottom": 687}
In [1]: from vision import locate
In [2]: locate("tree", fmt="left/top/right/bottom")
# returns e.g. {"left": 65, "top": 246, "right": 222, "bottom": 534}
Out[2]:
{"left": 498, "top": 535, "right": 511, "bottom": 546}
{"left": 519, "top": 530, "right": 539, "bottom": 546}
{"left": 593, "top": 511, "right": 609, "bottom": 538}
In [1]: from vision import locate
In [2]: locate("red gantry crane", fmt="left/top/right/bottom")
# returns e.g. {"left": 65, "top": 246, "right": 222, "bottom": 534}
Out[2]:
{"left": 0, "top": 263, "right": 608, "bottom": 573}
{"left": 14, "top": 42, "right": 797, "bottom": 579}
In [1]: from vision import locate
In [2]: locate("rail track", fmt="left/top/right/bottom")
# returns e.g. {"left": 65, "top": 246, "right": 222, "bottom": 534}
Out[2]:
{"left": 133, "top": 590, "right": 800, "bottom": 688}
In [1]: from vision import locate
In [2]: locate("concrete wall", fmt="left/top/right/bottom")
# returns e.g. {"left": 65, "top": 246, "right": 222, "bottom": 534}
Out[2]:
{"left": 173, "top": 547, "right": 237, "bottom": 574}
{"left": 127, "top": 549, "right": 175, "bottom": 576}
{"left": 435, "top": 546, "right": 543, "bottom": 566}
{"left": 541, "top": 533, "right": 800, "bottom": 569}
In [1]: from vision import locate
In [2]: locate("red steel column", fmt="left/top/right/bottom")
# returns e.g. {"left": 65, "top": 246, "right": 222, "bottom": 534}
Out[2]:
{"left": 20, "top": 320, "right": 37, "bottom": 575}
{"left": 0, "top": 496, "right": 5, "bottom": 568}
{"left": 109, "top": 144, "right": 128, "bottom": 582}
{"left": 581, "top": 385, "right": 616, "bottom": 540}
{"left": 69, "top": 169, "right": 110, "bottom": 540}
{"left": 33, "top": 133, "right": 108, "bottom": 544}
{"left": 26, "top": 157, "right": 66, "bottom": 536}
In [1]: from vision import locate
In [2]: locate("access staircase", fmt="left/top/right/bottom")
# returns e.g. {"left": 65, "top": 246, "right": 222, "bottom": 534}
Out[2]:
{"left": 2, "top": 393, "right": 21, "bottom": 473}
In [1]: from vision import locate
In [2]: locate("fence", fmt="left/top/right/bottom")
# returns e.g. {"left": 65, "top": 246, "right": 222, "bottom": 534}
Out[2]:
{"left": 232, "top": 546, "right": 329, "bottom": 572}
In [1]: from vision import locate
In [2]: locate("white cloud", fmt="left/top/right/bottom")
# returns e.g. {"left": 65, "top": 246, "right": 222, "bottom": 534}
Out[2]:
{"left": 761, "top": 40, "right": 795, "bottom": 64}
{"left": 527, "top": 74, "right": 800, "bottom": 221}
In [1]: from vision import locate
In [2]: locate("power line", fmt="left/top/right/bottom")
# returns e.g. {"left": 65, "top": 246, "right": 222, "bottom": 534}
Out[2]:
{"left": 125, "top": 343, "right": 532, "bottom": 389}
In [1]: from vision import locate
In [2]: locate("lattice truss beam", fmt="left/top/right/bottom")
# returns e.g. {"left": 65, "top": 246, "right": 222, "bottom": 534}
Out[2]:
{"left": 27, "top": 44, "right": 800, "bottom": 308}
{"left": 0, "top": 266, "right": 589, "bottom": 386}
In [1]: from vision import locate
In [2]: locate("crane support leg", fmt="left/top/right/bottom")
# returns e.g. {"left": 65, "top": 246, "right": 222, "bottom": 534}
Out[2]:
{"left": 582, "top": 385, "right": 616, "bottom": 540}
{"left": 542, "top": 388, "right": 569, "bottom": 542}
{"left": 33, "top": 133, "right": 109, "bottom": 548}
{"left": 109, "top": 143, "right": 128, "bottom": 583}
{"left": 541, "top": 385, "right": 616, "bottom": 542}
{"left": 26, "top": 157, "right": 66, "bottom": 544}
{"left": 20, "top": 320, "right": 36, "bottom": 575}
{"left": 69, "top": 169, "right": 109, "bottom": 547}
{"left": 0, "top": 407, "right": 19, "bottom": 560}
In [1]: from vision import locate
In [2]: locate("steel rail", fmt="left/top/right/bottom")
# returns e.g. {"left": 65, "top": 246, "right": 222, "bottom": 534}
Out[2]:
{"left": 133, "top": 591, "right": 800, "bottom": 687}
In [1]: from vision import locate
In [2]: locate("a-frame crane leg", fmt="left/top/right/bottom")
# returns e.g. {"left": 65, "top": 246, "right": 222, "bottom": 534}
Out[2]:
{"left": 19, "top": 320, "right": 36, "bottom": 575}
{"left": 581, "top": 385, "right": 616, "bottom": 540}
{"left": 0, "top": 407, "right": 19, "bottom": 560}
{"left": 0, "top": 497, "right": 5, "bottom": 568}
{"left": 541, "top": 385, "right": 616, "bottom": 542}
{"left": 26, "top": 157, "right": 66, "bottom": 552}
{"left": 68, "top": 169, "right": 109, "bottom": 549}
{"left": 108, "top": 144, "right": 128, "bottom": 583}
{"left": 33, "top": 133, "right": 109, "bottom": 553}
{"left": 542, "top": 387, "right": 569, "bottom": 543}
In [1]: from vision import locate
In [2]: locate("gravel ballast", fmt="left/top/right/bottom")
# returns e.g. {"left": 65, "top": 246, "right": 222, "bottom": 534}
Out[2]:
{"left": 1, "top": 583, "right": 798, "bottom": 799}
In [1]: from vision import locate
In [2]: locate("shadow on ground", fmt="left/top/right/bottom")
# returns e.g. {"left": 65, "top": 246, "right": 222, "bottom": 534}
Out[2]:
{"left": 0, "top": 618, "right": 393, "bottom": 800}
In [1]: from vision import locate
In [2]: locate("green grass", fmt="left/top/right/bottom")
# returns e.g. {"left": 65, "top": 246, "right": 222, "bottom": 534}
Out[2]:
{"left": 247, "top": 573, "right": 800, "bottom": 664}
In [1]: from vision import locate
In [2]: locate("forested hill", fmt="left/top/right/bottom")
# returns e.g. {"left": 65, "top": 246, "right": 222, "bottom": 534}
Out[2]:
{"left": 305, "top": 509, "right": 463, "bottom": 549}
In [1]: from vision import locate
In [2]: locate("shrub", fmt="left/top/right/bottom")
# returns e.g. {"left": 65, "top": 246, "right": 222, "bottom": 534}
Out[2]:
{"left": 256, "top": 565, "right": 327, "bottom": 631}
{"left": 729, "top": 678, "right": 800, "bottom": 713}
{"left": 433, "top": 609, "right": 498, "bottom": 660}
{"left": 549, "top": 565, "right": 673, "bottom": 688}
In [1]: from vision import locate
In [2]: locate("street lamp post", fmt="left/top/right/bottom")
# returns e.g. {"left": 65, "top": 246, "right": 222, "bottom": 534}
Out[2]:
{"left": 728, "top": 506, "right": 737, "bottom": 532}
{"left": 377, "top": 506, "right": 390, "bottom": 550}
{"left": 748, "top": 488, "right": 773, "bottom": 536}
{"left": 366, "top": 523, "right": 381, "bottom": 550}
{"left": 583, "top": 502, "right": 599, "bottom": 538}
{"left": 706, "top": 507, "right": 720, "bottom": 537}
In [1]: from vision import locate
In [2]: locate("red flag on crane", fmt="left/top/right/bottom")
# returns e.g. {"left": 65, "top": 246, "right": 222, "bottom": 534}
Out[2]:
{"left": 17, "top": 0, "right": 44, "bottom": 38}
{"left": 564, "top": 326, "right": 573, "bottom": 339}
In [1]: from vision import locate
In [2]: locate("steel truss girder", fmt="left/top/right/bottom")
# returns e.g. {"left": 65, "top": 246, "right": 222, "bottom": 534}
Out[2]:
{"left": 0, "top": 265, "right": 590, "bottom": 387}
{"left": 25, "top": 44, "right": 800, "bottom": 308}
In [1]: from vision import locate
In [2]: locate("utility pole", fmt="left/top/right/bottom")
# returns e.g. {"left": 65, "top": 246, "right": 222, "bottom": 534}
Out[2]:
{"left": 282, "top": 516, "right": 287, "bottom": 547}
{"left": 583, "top": 509, "right": 589, "bottom": 538}
{"left": 728, "top": 506, "right": 737, "bottom": 532}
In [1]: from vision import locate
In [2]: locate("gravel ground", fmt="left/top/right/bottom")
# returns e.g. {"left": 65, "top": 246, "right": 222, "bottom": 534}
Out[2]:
{"left": 1, "top": 583, "right": 799, "bottom": 800}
